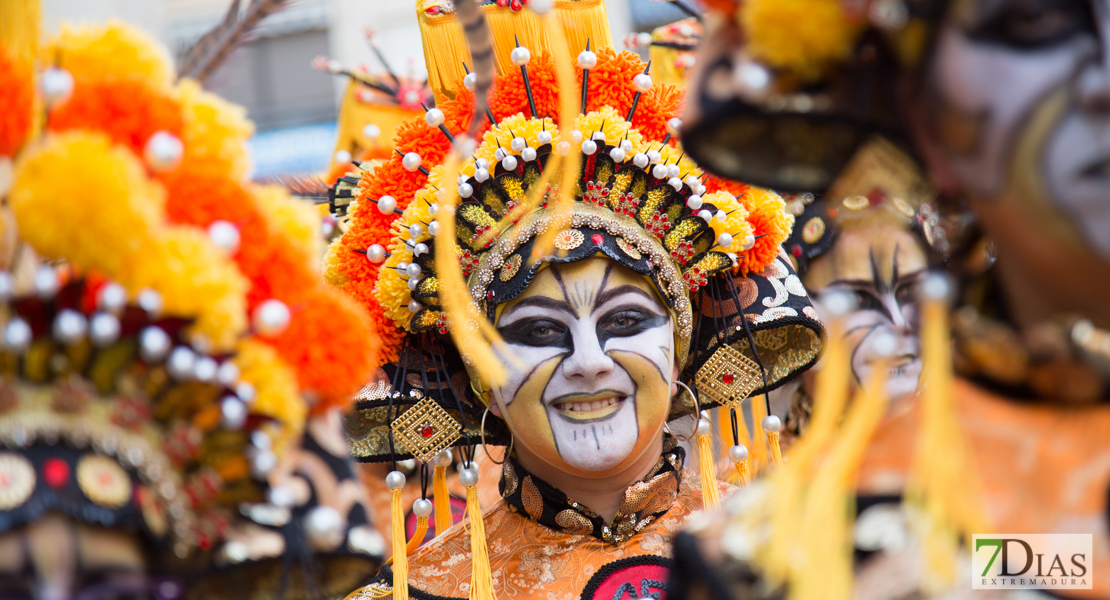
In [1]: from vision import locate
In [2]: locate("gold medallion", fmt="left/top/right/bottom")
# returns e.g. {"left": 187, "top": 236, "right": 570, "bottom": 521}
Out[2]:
{"left": 76, "top": 454, "right": 132, "bottom": 509}
{"left": 552, "top": 229, "right": 584, "bottom": 251}
{"left": 499, "top": 254, "right": 522, "bottom": 281}
{"left": 801, "top": 217, "right": 826, "bottom": 244}
{"left": 0, "top": 453, "right": 35, "bottom": 510}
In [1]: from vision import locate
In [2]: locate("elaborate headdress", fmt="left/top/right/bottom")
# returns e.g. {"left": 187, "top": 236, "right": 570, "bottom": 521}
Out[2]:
{"left": 0, "top": 7, "right": 381, "bottom": 594}
{"left": 326, "top": 1, "right": 822, "bottom": 597}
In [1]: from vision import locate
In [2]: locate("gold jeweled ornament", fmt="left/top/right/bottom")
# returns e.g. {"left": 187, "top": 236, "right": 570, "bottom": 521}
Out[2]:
{"left": 76, "top": 454, "right": 133, "bottom": 509}
{"left": 389, "top": 395, "right": 462, "bottom": 462}
{"left": 802, "top": 217, "right": 825, "bottom": 244}
{"left": 0, "top": 453, "right": 35, "bottom": 510}
{"left": 553, "top": 229, "right": 585, "bottom": 251}
{"left": 616, "top": 237, "right": 642, "bottom": 259}
{"left": 695, "top": 345, "right": 762, "bottom": 409}
{"left": 499, "top": 254, "right": 523, "bottom": 281}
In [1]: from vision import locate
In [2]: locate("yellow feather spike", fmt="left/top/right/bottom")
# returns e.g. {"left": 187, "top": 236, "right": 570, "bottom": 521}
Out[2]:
{"left": 0, "top": 0, "right": 40, "bottom": 63}
{"left": 464, "top": 483, "right": 496, "bottom": 600}
{"left": 906, "top": 295, "right": 988, "bottom": 589}
{"left": 695, "top": 425, "right": 721, "bottom": 510}
{"left": 433, "top": 464, "right": 454, "bottom": 536}
{"left": 390, "top": 488, "right": 410, "bottom": 600}
{"left": 405, "top": 515, "right": 429, "bottom": 555}
{"left": 792, "top": 360, "right": 889, "bottom": 600}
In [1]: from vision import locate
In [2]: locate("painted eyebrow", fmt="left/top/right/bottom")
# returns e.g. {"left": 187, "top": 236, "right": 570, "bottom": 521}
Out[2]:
{"left": 592, "top": 285, "right": 659, "bottom": 314}
{"left": 500, "top": 296, "right": 576, "bottom": 320}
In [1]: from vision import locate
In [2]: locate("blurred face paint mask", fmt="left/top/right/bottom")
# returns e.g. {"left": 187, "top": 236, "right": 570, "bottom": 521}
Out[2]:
{"left": 491, "top": 258, "right": 675, "bottom": 478}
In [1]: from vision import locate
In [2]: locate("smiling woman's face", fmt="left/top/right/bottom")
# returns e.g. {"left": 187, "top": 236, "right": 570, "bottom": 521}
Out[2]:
{"left": 490, "top": 258, "right": 676, "bottom": 478}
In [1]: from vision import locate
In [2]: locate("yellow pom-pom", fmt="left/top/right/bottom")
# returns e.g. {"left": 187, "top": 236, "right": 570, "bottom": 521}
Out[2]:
{"left": 175, "top": 79, "right": 254, "bottom": 180}
{"left": 704, "top": 191, "right": 753, "bottom": 253}
{"left": 253, "top": 184, "right": 324, "bottom": 261}
{"left": 741, "top": 0, "right": 861, "bottom": 80}
{"left": 574, "top": 108, "right": 647, "bottom": 154}
{"left": 48, "top": 21, "right": 174, "bottom": 88}
{"left": 233, "top": 339, "right": 307, "bottom": 454}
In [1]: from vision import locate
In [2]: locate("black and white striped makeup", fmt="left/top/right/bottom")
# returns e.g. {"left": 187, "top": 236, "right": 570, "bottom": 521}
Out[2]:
{"left": 490, "top": 258, "right": 676, "bottom": 476}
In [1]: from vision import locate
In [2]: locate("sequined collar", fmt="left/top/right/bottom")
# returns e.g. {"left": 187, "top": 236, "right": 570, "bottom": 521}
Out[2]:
{"left": 498, "top": 437, "right": 684, "bottom": 545}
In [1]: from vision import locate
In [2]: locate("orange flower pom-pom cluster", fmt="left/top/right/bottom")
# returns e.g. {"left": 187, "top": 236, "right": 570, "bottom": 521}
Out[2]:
{"left": 705, "top": 176, "right": 794, "bottom": 275}
{"left": 49, "top": 78, "right": 184, "bottom": 154}
{"left": 0, "top": 50, "right": 33, "bottom": 157}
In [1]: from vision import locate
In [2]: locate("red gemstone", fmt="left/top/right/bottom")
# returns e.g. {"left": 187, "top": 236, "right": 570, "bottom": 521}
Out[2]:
{"left": 510, "top": 0, "right": 522, "bottom": 9}
{"left": 591, "top": 234, "right": 604, "bottom": 246}
{"left": 421, "top": 424, "right": 434, "bottom": 438}
{"left": 791, "top": 244, "right": 803, "bottom": 257}
{"left": 43, "top": 458, "right": 69, "bottom": 488}
{"left": 425, "top": 5, "right": 441, "bottom": 14}
{"left": 721, "top": 372, "right": 735, "bottom": 385}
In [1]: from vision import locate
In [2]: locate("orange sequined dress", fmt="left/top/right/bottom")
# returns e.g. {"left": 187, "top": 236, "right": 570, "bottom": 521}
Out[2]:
{"left": 347, "top": 440, "right": 731, "bottom": 600}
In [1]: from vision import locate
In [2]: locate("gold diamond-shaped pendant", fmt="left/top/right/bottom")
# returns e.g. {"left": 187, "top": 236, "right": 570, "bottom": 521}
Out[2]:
{"left": 390, "top": 396, "right": 462, "bottom": 463}
{"left": 695, "top": 345, "right": 761, "bottom": 410}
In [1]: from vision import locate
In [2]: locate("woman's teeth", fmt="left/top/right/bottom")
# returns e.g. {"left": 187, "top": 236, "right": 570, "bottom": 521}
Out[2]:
{"left": 561, "top": 397, "right": 623, "bottom": 412}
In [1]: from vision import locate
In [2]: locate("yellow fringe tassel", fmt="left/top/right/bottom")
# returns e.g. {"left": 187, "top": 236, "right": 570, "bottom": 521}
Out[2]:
{"left": 484, "top": 4, "right": 549, "bottom": 76}
{"left": 767, "top": 430, "right": 783, "bottom": 466}
{"left": 416, "top": 0, "right": 472, "bottom": 102}
{"left": 906, "top": 297, "right": 988, "bottom": 589}
{"left": 733, "top": 458, "right": 751, "bottom": 486}
{"left": 464, "top": 484, "right": 496, "bottom": 600}
{"left": 792, "top": 363, "right": 889, "bottom": 600}
{"left": 390, "top": 488, "right": 410, "bottom": 600}
{"left": 433, "top": 464, "right": 454, "bottom": 536}
{"left": 0, "top": 0, "right": 40, "bottom": 63}
{"left": 750, "top": 395, "right": 769, "bottom": 470}
{"left": 405, "top": 515, "right": 429, "bottom": 555}
{"left": 695, "top": 428, "right": 721, "bottom": 510}
{"left": 555, "top": 0, "right": 613, "bottom": 52}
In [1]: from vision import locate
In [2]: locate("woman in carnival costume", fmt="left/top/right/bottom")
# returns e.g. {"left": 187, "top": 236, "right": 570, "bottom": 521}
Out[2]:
{"left": 329, "top": 1, "right": 823, "bottom": 598}
{"left": 0, "top": 3, "right": 382, "bottom": 598}
{"left": 672, "top": 0, "right": 1110, "bottom": 598}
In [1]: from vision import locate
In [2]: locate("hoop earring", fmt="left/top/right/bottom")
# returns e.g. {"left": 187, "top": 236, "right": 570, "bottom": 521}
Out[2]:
{"left": 480, "top": 404, "right": 513, "bottom": 465}
{"left": 664, "top": 381, "right": 701, "bottom": 442}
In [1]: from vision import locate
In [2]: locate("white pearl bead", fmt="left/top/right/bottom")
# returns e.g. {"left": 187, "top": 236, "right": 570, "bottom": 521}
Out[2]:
{"left": 414, "top": 242, "right": 429, "bottom": 256}
{"left": 385, "top": 470, "right": 407, "bottom": 490}
{"left": 668, "top": 164, "right": 680, "bottom": 178}
{"left": 463, "top": 72, "right": 477, "bottom": 91}
{"left": 620, "top": 139, "right": 633, "bottom": 152}
{"left": 428, "top": 221, "right": 441, "bottom": 236}
{"left": 687, "top": 195, "right": 703, "bottom": 210}
{"left": 716, "top": 210, "right": 728, "bottom": 222}
{"left": 718, "top": 233, "right": 734, "bottom": 248}
{"left": 459, "top": 467, "right": 479, "bottom": 487}
{"left": 221, "top": 396, "right": 247, "bottom": 429}
{"left": 207, "top": 220, "right": 240, "bottom": 255}
{"left": 366, "top": 244, "right": 387, "bottom": 263}
{"left": 412, "top": 498, "right": 434, "bottom": 517}
{"left": 581, "top": 140, "right": 598, "bottom": 155}
{"left": 334, "top": 150, "right": 352, "bottom": 164}
{"left": 137, "top": 288, "right": 163, "bottom": 318}
{"left": 728, "top": 444, "right": 749, "bottom": 463}
{"left": 144, "top": 131, "right": 184, "bottom": 172}
{"left": 510, "top": 136, "right": 526, "bottom": 152}
{"left": 402, "top": 152, "right": 422, "bottom": 172}
{"left": 251, "top": 430, "right": 271, "bottom": 449}
{"left": 822, "top": 289, "right": 857, "bottom": 317}
{"left": 377, "top": 195, "right": 397, "bottom": 215}
{"left": 253, "top": 299, "right": 292, "bottom": 336}
{"left": 633, "top": 153, "right": 649, "bottom": 168}
{"left": 475, "top": 157, "right": 489, "bottom": 169}
{"left": 33, "top": 265, "right": 59, "bottom": 299}
{"left": 396, "top": 262, "right": 409, "bottom": 273}
{"left": 237, "top": 381, "right": 258, "bottom": 403}
{"left": 167, "top": 346, "right": 197, "bottom": 380}
{"left": 433, "top": 449, "right": 453, "bottom": 467}
{"left": 409, "top": 223, "right": 424, "bottom": 239}
{"left": 495, "top": 147, "right": 507, "bottom": 161}
{"left": 571, "top": 130, "right": 583, "bottom": 143}
{"left": 425, "top": 108, "right": 445, "bottom": 127}
{"left": 633, "top": 73, "right": 653, "bottom": 93}
{"left": 457, "top": 182, "right": 474, "bottom": 199}
{"left": 409, "top": 277, "right": 421, "bottom": 291}
{"left": 667, "top": 117, "right": 683, "bottom": 136}
{"left": 921, "top": 272, "right": 953, "bottom": 302}
{"left": 89, "top": 313, "right": 121, "bottom": 347}
{"left": 652, "top": 164, "right": 669, "bottom": 179}
{"left": 428, "top": 203, "right": 439, "bottom": 216}
{"left": 685, "top": 175, "right": 701, "bottom": 188}
{"left": 305, "top": 506, "right": 343, "bottom": 547}
{"left": 217, "top": 361, "right": 240, "bottom": 386}
{"left": 474, "top": 167, "right": 490, "bottom": 182}
{"left": 556, "top": 141, "right": 572, "bottom": 156}
{"left": 531, "top": 0, "right": 554, "bottom": 14}
{"left": 251, "top": 450, "right": 278, "bottom": 479}
{"left": 40, "top": 67, "right": 74, "bottom": 107}
{"left": 609, "top": 147, "right": 626, "bottom": 162}
{"left": 696, "top": 418, "right": 712, "bottom": 437}
{"left": 96, "top": 283, "right": 128, "bottom": 315}
{"left": 668, "top": 177, "right": 683, "bottom": 191}
{"left": 194, "top": 356, "right": 218, "bottom": 381}
{"left": 502, "top": 155, "right": 519, "bottom": 171}
{"left": 510, "top": 46, "right": 531, "bottom": 66}
{"left": 537, "top": 130, "right": 553, "bottom": 145}
{"left": 762, "top": 415, "right": 782, "bottom": 433}
{"left": 406, "top": 263, "right": 423, "bottom": 278}
{"left": 53, "top": 309, "right": 87, "bottom": 346}
{"left": 3, "top": 318, "right": 31, "bottom": 351}
{"left": 521, "top": 147, "right": 537, "bottom": 162}
{"left": 139, "top": 326, "right": 171, "bottom": 362}
{"left": 408, "top": 300, "right": 422, "bottom": 313}
{"left": 694, "top": 184, "right": 706, "bottom": 196}
{"left": 0, "top": 272, "right": 10, "bottom": 303}
{"left": 698, "top": 209, "right": 713, "bottom": 222}
{"left": 591, "top": 131, "right": 606, "bottom": 142}
{"left": 647, "top": 150, "right": 661, "bottom": 164}
{"left": 363, "top": 123, "right": 381, "bottom": 140}
{"left": 577, "top": 50, "right": 597, "bottom": 70}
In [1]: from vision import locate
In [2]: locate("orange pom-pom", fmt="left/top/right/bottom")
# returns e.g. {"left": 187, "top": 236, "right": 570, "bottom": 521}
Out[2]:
{"left": 707, "top": 177, "right": 793, "bottom": 275}
{"left": 488, "top": 52, "right": 560, "bottom": 121}
{"left": 49, "top": 78, "right": 183, "bottom": 155}
{"left": 0, "top": 51, "right": 33, "bottom": 157}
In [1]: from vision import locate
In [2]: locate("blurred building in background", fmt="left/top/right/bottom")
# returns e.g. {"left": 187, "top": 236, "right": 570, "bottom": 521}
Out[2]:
{"left": 42, "top": 0, "right": 693, "bottom": 175}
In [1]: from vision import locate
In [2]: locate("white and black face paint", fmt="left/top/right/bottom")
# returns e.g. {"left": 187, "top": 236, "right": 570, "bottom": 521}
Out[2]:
{"left": 491, "top": 258, "right": 676, "bottom": 477}
{"left": 929, "top": 0, "right": 1110, "bottom": 259}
